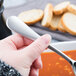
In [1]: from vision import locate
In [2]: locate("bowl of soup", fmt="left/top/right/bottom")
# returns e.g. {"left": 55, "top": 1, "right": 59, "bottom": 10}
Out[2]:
{"left": 39, "top": 41, "right": 76, "bottom": 76}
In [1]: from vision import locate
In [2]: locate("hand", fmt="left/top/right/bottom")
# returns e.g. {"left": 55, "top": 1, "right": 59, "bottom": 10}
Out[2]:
{"left": 0, "top": 34, "right": 51, "bottom": 76}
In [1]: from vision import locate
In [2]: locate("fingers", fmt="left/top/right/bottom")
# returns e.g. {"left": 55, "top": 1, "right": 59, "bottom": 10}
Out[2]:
{"left": 23, "top": 37, "right": 33, "bottom": 46}
{"left": 1, "top": 34, "right": 33, "bottom": 49}
{"left": 29, "top": 67, "right": 39, "bottom": 76}
{"left": 7, "top": 34, "right": 24, "bottom": 49}
{"left": 21, "top": 34, "right": 51, "bottom": 64}
{"left": 29, "top": 57, "right": 42, "bottom": 76}
{"left": 33, "top": 56, "right": 42, "bottom": 69}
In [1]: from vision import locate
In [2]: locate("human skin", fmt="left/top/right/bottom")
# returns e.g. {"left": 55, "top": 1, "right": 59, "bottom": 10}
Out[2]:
{"left": 0, "top": 34, "right": 51, "bottom": 76}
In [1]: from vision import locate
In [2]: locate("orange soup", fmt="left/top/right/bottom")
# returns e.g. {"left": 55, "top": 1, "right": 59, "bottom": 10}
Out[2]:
{"left": 39, "top": 50, "right": 76, "bottom": 76}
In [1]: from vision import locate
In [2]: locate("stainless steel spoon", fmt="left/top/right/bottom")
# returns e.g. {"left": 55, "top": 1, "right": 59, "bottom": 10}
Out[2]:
{"left": 6, "top": 16, "right": 76, "bottom": 76}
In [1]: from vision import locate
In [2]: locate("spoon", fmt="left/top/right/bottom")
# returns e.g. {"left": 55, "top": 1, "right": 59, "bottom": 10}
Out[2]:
{"left": 6, "top": 16, "right": 76, "bottom": 76}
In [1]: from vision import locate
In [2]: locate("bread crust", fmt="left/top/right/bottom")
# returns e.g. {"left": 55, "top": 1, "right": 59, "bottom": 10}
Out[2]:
{"left": 58, "top": 19, "right": 66, "bottom": 32}
{"left": 61, "top": 13, "right": 76, "bottom": 35}
{"left": 49, "top": 15, "right": 61, "bottom": 31}
{"left": 53, "top": 1, "right": 70, "bottom": 15}
{"left": 41, "top": 3, "right": 53, "bottom": 28}
{"left": 18, "top": 9, "right": 44, "bottom": 25}
{"left": 49, "top": 25, "right": 57, "bottom": 31}
{"left": 68, "top": 4, "right": 76, "bottom": 15}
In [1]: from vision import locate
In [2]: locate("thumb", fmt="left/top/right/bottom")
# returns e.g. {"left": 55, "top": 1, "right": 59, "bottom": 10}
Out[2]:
{"left": 21, "top": 34, "right": 51, "bottom": 63}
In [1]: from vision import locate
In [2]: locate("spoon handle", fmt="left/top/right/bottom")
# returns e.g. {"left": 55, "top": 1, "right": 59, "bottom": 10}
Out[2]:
{"left": 6, "top": 16, "right": 73, "bottom": 64}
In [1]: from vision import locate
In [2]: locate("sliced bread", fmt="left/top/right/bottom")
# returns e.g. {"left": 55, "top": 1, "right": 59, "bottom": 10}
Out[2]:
{"left": 68, "top": 4, "right": 76, "bottom": 15}
{"left": 49, "top": 15, "right": 61, "bottom": 31}
{"left": 41, "top": 3, "right": 53, "bottom": 27}
{"left": 18, "top": 9, "right": 44, "bottom": 25}
{"left": 61, "top": 12, "right": 76, "bottom": 35}
{"left": 58, "top": 19, "right": 66, "bottom": 32}
{"left": 53, "top": 1, "right": 70, "bottom": 15}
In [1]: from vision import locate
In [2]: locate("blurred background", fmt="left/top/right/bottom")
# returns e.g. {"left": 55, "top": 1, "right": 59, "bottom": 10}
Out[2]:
{"left": 0, "top": 0, "right": 76, "bottom": 42}
{"left": 4, "top": 0, "right": 27, "bottom": 8}
{"left": 3, "top": 0, "right": 76, "bottom": 8}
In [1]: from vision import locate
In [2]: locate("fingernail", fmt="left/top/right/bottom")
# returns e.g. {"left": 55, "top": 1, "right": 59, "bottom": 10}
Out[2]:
{"left": 41, "top": 34, "right": 51, "bottom": 44}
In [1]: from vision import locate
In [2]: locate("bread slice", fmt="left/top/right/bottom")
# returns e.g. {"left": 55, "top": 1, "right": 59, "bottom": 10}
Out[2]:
{"left": 49, "top": 15, "right": 61, "bottom": 31}
{"left": 18, "top": 9, "right": 44, "bottom": 25}
{"left": 68, "top": 4, "right": 76, "bottom": 15}
{"left": 61, "top": 12, "right": 76, "bottom": 35}
{"left": 58, "top": 19, "right": 66, "bottom": 32}
{"left": 41, "top": 3, "right": 53, "bottom": 27}
{"left": 53, "top": 1, "right": 70, "bottom": 15}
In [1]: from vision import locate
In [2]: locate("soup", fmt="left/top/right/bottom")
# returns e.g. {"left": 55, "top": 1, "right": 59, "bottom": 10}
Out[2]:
{"left": 39, "top": 50, "right": 76, "bottom": 76}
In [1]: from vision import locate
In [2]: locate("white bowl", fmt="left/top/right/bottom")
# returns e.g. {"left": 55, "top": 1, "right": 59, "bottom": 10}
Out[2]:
{"left": 45, "top": 41, "right": 76, "bottom": 52}
{"left": 52, "top": 41, "right": 76, "bottom": 51}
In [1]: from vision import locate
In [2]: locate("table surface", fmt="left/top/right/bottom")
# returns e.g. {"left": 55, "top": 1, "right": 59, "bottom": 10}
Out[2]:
{"left": 3, "top": 0, "right": 27, "bottom": 8}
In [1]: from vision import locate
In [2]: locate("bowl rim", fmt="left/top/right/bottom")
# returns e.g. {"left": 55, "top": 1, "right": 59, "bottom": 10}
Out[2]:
{"left": 45, "top": 41, "right": 76, "bottom": 52}
{"left": 52, "top": 41, "right": 76, "bottom": 45}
